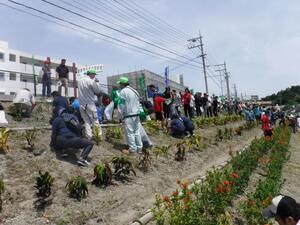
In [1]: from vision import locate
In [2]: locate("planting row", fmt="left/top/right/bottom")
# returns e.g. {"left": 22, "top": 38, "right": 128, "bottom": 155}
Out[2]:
{"left": 152, "top": 126, "right": 291, "bottom": 225}
{"left": 239, "top": 126, "right": 291, "bottom": 225}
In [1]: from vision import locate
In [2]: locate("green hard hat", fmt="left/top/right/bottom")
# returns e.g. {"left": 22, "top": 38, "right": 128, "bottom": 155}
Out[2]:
{"left": 86, "top": 69, "right": 97, "bottom": 75}
{"left": 117, "top": 76, "right": 129, "bottom": 84}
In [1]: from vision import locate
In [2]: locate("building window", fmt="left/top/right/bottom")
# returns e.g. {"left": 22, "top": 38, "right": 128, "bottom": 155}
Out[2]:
{"left": 0, "top": 53, "right": 4, "bottom": 61}
{"left": 0, "top": 72, "right": 5, "bottom": 81}
{"left": 0, "top": 92, "right": 5, "bottom": 95}
{"left": 9, "top": 72, "right": 16, "bottom": 81}
{"left": 10, "top": 92, "right": 16, "bottom": 96}
{"left": 9, "top": 54, "right": 16, "bottom": 62}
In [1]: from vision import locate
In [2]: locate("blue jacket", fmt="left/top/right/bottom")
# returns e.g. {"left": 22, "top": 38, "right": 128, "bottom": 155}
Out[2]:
{"left": 53, "top": 96, "right": 68, "bottom": 109}
{"left": 51, "top": 116, "right": 77, "bottom": 147}
{"left": 179, "top": 116, "right": 194, "bottom": 131}
{"left": 71, "top": 99, "right": 80, "bottom": 111}
{"left": 170, "top": 119, "right": 186, "bottom": 136}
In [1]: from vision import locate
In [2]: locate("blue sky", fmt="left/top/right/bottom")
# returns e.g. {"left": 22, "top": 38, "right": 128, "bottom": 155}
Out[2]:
{"left": 1, "top": 0, "right": 300, "bottom": 98}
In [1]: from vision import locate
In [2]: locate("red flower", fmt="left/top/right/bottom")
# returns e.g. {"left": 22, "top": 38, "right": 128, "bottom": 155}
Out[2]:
{"left": 172, "top": 189, "right": 179, "bottom": 197}
{"left": 163, "top": 196, "right": 171, "bottom": 203}
{"left": 181, "top": 182, "right": 189, "bottom": 190}
{"left": 231, "top": 172, "right": 238, "bottom": 179}
{"left": 216, "top": 185, "right": 223, "bottom": 193}
{"left": 223, "top": 180, "right": 230, "bottom": 186}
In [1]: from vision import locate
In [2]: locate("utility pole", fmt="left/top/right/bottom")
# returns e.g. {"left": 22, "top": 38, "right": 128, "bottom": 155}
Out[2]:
{"left": 233, "top": 83, "right": 238, "bottom": 101}
{"left": 224, "top": 62, "right": 231, "bottom": 103}
{"left": 187, "top": 31, "right": 208, "bottom": 93}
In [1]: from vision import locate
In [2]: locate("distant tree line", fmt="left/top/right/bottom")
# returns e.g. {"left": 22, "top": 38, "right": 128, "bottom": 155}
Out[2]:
{"left": 262, "top": 85, "right": 300, "bottom": 106}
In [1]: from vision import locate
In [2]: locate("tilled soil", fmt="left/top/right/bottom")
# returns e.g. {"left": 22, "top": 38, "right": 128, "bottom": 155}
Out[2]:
{"left": 0, "top": 104, "right": 262, "bottom": 225}
{"left": 280, "top": 132, "right": 300, "bottom": 201}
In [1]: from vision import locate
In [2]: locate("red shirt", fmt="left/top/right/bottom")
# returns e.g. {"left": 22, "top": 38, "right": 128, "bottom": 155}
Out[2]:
{"left": 182, "top": 92, "right": 191, "bottom": 105}
{"left": 154, "top": 96, "right": 165, "bottom": 112}
{"left": 261, "top": 114, "right": 271, "bottom": 131}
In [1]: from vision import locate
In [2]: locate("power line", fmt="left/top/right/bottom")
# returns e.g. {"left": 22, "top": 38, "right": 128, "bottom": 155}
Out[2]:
{"left": 126, "top": 0, "right": 191, "bottom": 40}
{"left": 5, "top": 0, "right": 202, "bottom": 70}
{"left": 110, "top": 0, "right": 187, "bottom": 44}
{"left": 60, "top": 0, "right": 192, "bottom": 57}
{"left": 93, "top": 0, "right": 188, "bottom": 46}
{"left": 40, "top": 0, "right": 202, "bottom": 66}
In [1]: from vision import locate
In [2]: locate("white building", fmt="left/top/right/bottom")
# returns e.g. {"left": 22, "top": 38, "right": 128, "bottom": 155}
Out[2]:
{"left": 0, "top": 40, "right": 84, "bottom": 99}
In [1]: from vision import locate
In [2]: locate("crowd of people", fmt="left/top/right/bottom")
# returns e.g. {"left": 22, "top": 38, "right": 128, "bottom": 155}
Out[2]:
{"left": 1, "top": 59, "right": 300, "bottom": 168}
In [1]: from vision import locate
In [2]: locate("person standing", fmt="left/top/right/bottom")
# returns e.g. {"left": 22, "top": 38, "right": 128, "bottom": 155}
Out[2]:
{"left": 261, "top": 111, "right": 272, "bottom": 138}
{"left": 212, "top": 96, "right": 219, "bottom": 117}
{"left": 171, "top": 89, "right": 181, "bottom": 116}
{"left": 163, "top": 87, "right": 172, "bottom": 119}
{"left": 78, "top": 69, "right": 102, "bottom": 139}
{"left": 117, "top": 77, "right": 143, "bottom": 154}
{"left": 41, "top": 60, "right": 51, "bottom": 97}
{"left": 194, "top": 92, "right": 203, "bottom": 117}
{"left": 182, "top": 88, "right": 192, "bottom": 118}
{"left": 56, "top": 59, "right": 69, "bottom": 97}
{"left": 154, "top": 93, "right": 165, "bottom": 128}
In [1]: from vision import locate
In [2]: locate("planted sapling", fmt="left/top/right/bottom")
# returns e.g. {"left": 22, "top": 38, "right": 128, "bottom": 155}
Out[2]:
{"left": 105, "top": 127, "right": 122, "bottom": 142}
{"left": 111, "top": 156, "right": 136, "bottom": 181}
{"left": 24, "top": 128, "right": 37, "bottom": 150}
{"left": 66, "top": 176, "right": 88, "bottom": 200}
{"left": 92, "top": 162, "right": 113, "bottom": 188}
{"left": 0, "top": 128, "right": 10, "bottom": 153}
{"left": 138, "top": 149, "right": 152, "bottom": 172}
{"left": 35, "top": 170, "right": 54, "bottom": 204}
{"left": 153, "top": 145, "right": 171, "bottom": 158}
{"left": 175, "top": 142, "right": 186, "bottom": 161}
{"left": 92, "top": 125, "right": 102, "bottom": 145}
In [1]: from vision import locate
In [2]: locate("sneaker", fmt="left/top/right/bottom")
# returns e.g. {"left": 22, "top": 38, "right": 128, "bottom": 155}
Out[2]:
{"left": 61, "top": 153, "right": 69, "bottom": 158}
{"left": 77, "top": 159, "right": 90, "bottom": 167}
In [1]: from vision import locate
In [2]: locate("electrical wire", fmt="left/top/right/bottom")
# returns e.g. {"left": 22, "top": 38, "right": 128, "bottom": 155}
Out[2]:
{"left": 5, "top": 0, "right": 202, "bottom": 70}
{"left": 40, "top": 0, "right": 203, "bottom": 65}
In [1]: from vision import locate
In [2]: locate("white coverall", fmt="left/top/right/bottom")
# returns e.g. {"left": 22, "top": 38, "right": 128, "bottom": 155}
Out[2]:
{"left": 78, "top": 76, "right": 102, "bottom": 139}
{"left": 119, "top": 86, "right": 143, "bottom": 152}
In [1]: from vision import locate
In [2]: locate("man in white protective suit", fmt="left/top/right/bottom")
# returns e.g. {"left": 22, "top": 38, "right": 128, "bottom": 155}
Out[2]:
{"left": 117, "top": 77, "right": 143, "bottom": 154}
{"left": 78, "top": 69, "right": 102, "bottom": 139}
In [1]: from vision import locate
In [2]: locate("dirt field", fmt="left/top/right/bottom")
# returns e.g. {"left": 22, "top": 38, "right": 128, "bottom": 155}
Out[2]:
{"left": 280, "top": 132, "right": 300, "bottom": 201}
{"left": 0, "top": 104, "right": 262, "bottom": 225}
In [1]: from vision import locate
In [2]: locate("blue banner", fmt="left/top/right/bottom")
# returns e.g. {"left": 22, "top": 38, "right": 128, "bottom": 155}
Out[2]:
{"left": 164, "top": 66, "right": 169, "bottom": 87}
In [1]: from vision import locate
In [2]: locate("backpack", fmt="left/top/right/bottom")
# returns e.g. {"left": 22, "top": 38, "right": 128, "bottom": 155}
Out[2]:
{"left": 62, "top": 112, "right": 83, "bottom": 136}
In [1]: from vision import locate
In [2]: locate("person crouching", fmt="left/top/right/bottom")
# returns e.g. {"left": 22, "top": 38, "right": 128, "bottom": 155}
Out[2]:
{"left": 50, "top": 107, "right": 93, "bottom": 166}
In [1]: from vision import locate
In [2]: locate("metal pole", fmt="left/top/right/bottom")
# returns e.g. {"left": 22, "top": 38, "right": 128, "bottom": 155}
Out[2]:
{"left": 199, "top": 32, "right": 208, "bottom": 94}
{"left": 31, "top": 55, "right": 36, "bottom": 96}
{"left": 72, "top": 63, "right": 77, "bottom": 98}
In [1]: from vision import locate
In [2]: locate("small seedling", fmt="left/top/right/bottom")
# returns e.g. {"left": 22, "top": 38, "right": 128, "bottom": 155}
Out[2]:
{"left": 111, "top": 156, "right": 136, "bottom": 181}
{"left": 138, "top": 149, "right": 152, "bottom": 172}
{"left": 153, "top": 145, "right": 171, "bottom": 158}
{"left": 0, "top": 128, "right": 10, "bottom": 153}
{"left": 35, "top": 171, "right": 54, "bottom": 199}
{"left": 216, "top": 128, "right": 223, "bottom": 141}
{"left": 66, "top": 176, "right": 88, "bottom": 200}
{"left": 144, "top": 120, "right": 160, "bottom": 135}
{"left": 92, "top": 162, "right": 113, "bottom": 188}
{"left": 8, "top": 104, "right": 22, "bottom": 121}
{"left": 24, "top": 128, "right": 37, "bottom": 150}
{"left": 235, "top": 127, "right": 242, "bottom": 136}
{"left": 0, "top": 177, "right": 4, "bottom": 212}
{"left": 187, "top": 135, "right": 206, "bottom": 151}
{"left": 92, "top": 125, "right": 102, "bottom": 145}
{"left": 105, "top": 127, "right": 122, "bottom": 142}
{"left": 175, "top": 142, "right": 186, "bottom": 161}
